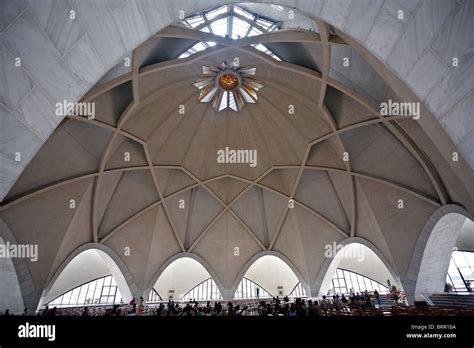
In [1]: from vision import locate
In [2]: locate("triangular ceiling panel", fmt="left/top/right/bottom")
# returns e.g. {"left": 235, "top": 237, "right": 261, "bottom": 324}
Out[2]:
{"left": 192, "top": 211, "right": 262, "bottom": 288}
{"left": 105, "top": 134, "right": 148, "bottom": 170}
{"left": 0, "top": 178, "right": 94, "bottom": 290}
{"left": 272, "top": 209, "right": 310, "bottom": 283}
{"left": 95, "top": 171, "right": 124, "bottom": 227}
{"left": 259, "top": 168, "right": 299, "bottom": 196}
{"left": 144, "top": 205, "right": 184, "bottom": 288}
{"left": 339, "top": 124, "right": 438, "bottom": 199}
{"left": 187, "top": 187, "right": 224, "bottom": 247}
{"left": 90, "top": 81, "right": 133, "bottom": 127}
{"left": 306, "top": 137, "right": 347, "bottom": 169}
{"left": 294, "top": 169, "right": 350, "bottom": 233}
{"left": 154, "top": 168, "right": 196, "bottom": 196}
{"left": 98, "top": 170, "right": 159, "bottom": 238}
{"left": 102, "top": 204, "right": 159, "bottom": 289}
{"left": 5, "top": 122, "right": 111, "bottom": 201}
{"left": 206, "top": 177, "right": 248, "bottom": 204}
{"left": 261, "top": 188, "right": 289, "bottom": 244}
{"left": 324, "top": 85, "right": 374, "bottom": 129}
{"left": 231, "top": 186, "right": 266, "bottom": 246}
{"left": 164, "top": 189, "right": 192, "bottom": 246}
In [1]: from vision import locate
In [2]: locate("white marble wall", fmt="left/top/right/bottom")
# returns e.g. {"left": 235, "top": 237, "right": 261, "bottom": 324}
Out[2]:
{"left": 0, "top": 0, "right": 473, "bottom": 202}
{"left": 0, "top": 236, "right": 25, "bottom": 314}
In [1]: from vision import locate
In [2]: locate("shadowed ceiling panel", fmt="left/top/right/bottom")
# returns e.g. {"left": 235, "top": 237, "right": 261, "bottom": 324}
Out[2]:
{"left": 261, "top": 188, "right": 289, "bottom": 244}
{"left": 294, "top": 169, "right": 350, "bottom": 233}
{"left": 90, "top": 81, "right": 133, "bottom": 126}
{"left": 102, "top": 205, "right": 159, "bottom": 288}
{"left": 259, "top": 169, "right": 299, "bottom": 196}
{"left": 137, "top": 37, "right": 198, "bottom": 69}
{"left": 356, "top": 177, "right": 437, "bottom": 275}
{"left": 165, "top": 190, "right": 192, "bottom": 245}
{"left": 293, "top": 205, "right": 346, "bottom": 282}
{"left": 231, "top": 186, "right": 266, "bottom": 245}
{"left": 98, "top": 170, "right": 159, "bottom": 238}
{"left": 187, "top": 187, "right": 224, "bottom": 246}
{"left": 340, "top": 123, "right": 438, "bottom": 198}
{"left": 95, "top": 171, "right": 124, "bottom": 226}
{"left": 154, "top": 168, "right": 196, "bottom": 196}
{"left": 324, "top": 85, "right": 374, "bottom": 129}
{"left": 5, "top": 122, "right": 111, "bottom": 201}
{"left": 306, "top": 137, "right": 347, "bottom": 169}
{"left": 0, "top": 178, "right": 94, "bottom": 289}
{"left": 206, "top": 177, "right": 248, "bottom": 204}
{"left": 104, "top": 135, "right": 148, "bottom": 170}
{"left": 193, "top": 211, "right": 262, "bottom": 288}
{"left": 264, "top": 41, "right": 323, "bottom": 72}
{"left": 123, "top": 78, "right": 198, "bottom": 140}
{"left": 144, "top": 205, "right": 184, "bottom": 286}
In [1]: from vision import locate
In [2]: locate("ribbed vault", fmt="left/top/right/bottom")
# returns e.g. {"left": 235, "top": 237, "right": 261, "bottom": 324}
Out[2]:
{"left": 0, "top": 9, "right": 472, "bottom": 305}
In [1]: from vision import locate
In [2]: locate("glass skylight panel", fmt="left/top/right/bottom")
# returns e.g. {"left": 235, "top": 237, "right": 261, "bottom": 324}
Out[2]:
{"left": 180, "top": 5, "right": 281, "bottom": 60}
{"left": 256, "top": 18, "right": 273, "bottom": 30}
{"left": 234, "top": 5, "right": 255, "bottom": 20}
{"left": 193, "top": 42, "right": 207, "bottom": 52}
{"left": 252, "top": 44, "right": 281, "bottom": 61}
{"left": 206, "top": 5, "right": 228, "bottom": 20}
{"left": 248, "top": 27, "right": 263, "bottom": 37}
{"left": 219, "top": 91, "right": 228, "bottom": 111}
{"left": 228, "top": 91, "right": 237, "bottom": 111}
{"left": 239, "top": 87, "right": 255, "bottom": 103}
{"left": 186, "top": 15, "right": 205, "bottom": 28}
{"left": 210, "top": 17, "right": 228, "bottom": 37}
{"left": 231, "top": 17, "right": 251, "bottom": 39}
{"left": 178, "top": 41, "right": 217, "bottom": 59}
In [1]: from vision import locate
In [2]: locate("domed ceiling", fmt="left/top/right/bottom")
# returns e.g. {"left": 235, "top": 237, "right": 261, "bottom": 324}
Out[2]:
{"left": 0, "top": 4, "right": 472, "bottom": 303}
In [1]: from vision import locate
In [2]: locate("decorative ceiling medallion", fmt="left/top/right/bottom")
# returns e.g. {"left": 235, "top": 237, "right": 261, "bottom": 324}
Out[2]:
{"left": 193, "top": 59, "right": 264, "bottom": 112}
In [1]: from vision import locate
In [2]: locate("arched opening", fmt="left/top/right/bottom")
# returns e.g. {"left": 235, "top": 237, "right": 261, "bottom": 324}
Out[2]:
{"left": 318, "top": 241, "right": 401, "bottom": 298}
{"left": 411, "top": 208, "right": 473, "bottom": 301}
{"left": 233, "top": 255, "right": 307, "bottom": 299}
{"left": 40, "top": 248, "right": 133, "bottom": 308}
{"left": 150, "top": 257, "right": 223, "bottom": 302}
{"left": 445, "top": 219, "right": 474, "bottom": 293}
{"left": 0, "top": 236, "right": 24, "bottom": 314}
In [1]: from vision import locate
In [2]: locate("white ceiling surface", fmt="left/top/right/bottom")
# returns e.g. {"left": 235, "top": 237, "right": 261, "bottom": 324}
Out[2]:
{"left": 153, "top": 257, "right": 212, "bottom": 300}
{"left": 318, "top": 243, "right": 397, "bottom": 296}
{"left": 456, "top": 218, "right": 474, "bottom": 251}
{"left": 0, "top": 0, "right": 473, "bottom": 201}
{"left": 43, "top": 249, "right": 132, "bottom": 304}
{"left": 336, "top": 244, "right": 395, "bottom": 286}
{"left": 0, "top": 236, "right": 24, "bottom": 313}
{"left": 243, "top": 255, "right": 300, "bottom": 296}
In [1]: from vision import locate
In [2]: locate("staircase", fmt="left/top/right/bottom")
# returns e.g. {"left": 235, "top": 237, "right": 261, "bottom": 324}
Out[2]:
{"left": 428, "top": 293, "right": 474, "bottom": 308}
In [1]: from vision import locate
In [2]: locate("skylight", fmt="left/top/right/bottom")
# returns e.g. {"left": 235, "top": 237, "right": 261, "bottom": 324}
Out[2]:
{"left": 179, "top": 4, "right": 281, "bottom": 61}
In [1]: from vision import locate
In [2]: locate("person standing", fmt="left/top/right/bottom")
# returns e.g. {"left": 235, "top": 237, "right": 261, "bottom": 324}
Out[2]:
{"left": 374, "top": 290, "right": 381, "bottom": 307}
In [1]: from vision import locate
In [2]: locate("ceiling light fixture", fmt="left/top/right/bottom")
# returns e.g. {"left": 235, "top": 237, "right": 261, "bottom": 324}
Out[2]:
{"left": 193, "top": 59, "right": 264, "bottom": 112}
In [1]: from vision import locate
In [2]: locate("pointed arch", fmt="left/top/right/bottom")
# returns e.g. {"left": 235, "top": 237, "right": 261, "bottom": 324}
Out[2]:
{"left": 39, "top": 243, "right": 139, "bottom": 309}
{"left": 144, "top": 252, "right": 226, "bottom": 301}
{"left": 230, "top": 250, "right": 310, "bottom": 298}
{"left": 314, "top": 237, "right": 402, "bottom": 298}
{"left": 404, "top": 204, "right": 473, "bottom": 302}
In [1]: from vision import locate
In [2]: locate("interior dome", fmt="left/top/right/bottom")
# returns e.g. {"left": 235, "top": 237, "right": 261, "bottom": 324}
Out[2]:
{"left": 0, "top": 2, "right": 472, "bottom": 312}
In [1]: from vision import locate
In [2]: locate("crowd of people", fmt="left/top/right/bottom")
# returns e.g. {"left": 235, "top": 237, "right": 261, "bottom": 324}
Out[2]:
{"left": 2, "top": 289, "right": 393, "bottom": 317}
